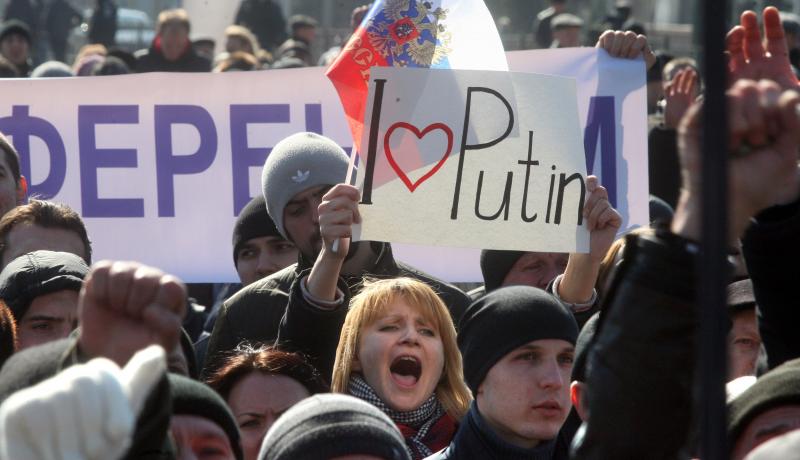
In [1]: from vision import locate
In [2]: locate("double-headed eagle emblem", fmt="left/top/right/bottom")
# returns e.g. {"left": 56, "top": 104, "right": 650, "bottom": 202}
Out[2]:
{"left": 367, "top": 0, "right": 452, "bottom": 67}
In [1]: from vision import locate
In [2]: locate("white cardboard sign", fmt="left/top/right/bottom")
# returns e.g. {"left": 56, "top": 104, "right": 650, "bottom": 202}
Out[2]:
{"left": 353, "top": 67, "right": 590, "bottom": 253}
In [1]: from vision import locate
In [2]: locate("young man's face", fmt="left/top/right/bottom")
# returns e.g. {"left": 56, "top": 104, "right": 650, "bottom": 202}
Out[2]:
{"left": 476, "top": 338, "right": 574, "bottom": 449}
{"left": 0, "top": 153, "right": 23, "bottom": 219}
{"left": 282, "top": 185, "right": 330, "bottom": 261}
{"left": 161, "top": 24, "right": 189, "bottom": 62}
{"left": 16, "top": 289, "right": 79, "bottom": 350}
{"left": 2, "top": 223, "right": 87, "bottom": 268}
{"left": 0, "top": 33, "right": 29, "bottom": 66}
{"left": 235, "top": 235, "right": 298, "bottom": 285}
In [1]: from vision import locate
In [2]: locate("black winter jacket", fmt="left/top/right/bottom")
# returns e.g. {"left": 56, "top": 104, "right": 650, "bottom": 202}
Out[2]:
{"left": 135, "top": 46, "right": 211, "bottom": 73}
{"left": 741, "top": 196, "right": 800, "bottom": 370}
{"left": 425, "top": 402, "right": 569, "bottom": 460}
{"left": 572, "top": 229, "right": 699, "bottom": 459}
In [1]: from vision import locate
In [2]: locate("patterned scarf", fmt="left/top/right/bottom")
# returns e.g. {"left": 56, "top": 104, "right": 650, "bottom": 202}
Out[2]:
{"left": 349, "top": 374, "right": 445, "bottom": 458}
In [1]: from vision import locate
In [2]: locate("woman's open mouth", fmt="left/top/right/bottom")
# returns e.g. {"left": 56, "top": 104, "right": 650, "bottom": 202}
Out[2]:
{"left": 390, "top": 355, "right": 422, "bottom": 388}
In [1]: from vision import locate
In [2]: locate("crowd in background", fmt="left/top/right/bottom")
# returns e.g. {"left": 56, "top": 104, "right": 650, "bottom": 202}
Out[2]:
{"left": 0, "top": 1, "right": 798, "bottom": 460}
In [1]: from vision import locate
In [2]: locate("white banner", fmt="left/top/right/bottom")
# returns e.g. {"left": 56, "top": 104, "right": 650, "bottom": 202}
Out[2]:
{"left": 0, "top": 48, "right": 646, "bottom": 282}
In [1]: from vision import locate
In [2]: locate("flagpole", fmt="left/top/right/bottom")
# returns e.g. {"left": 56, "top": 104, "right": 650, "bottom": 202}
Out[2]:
{"left": 697, "top": 0, "right": 729, "bottom": 456}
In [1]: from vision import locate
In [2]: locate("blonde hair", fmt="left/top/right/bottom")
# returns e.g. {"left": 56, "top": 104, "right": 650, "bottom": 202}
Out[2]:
{"left": 157, "top": 9, "right": 191, "bottom": 35}
{"left": 331, "top": 278, "right": 471, "bottom": 420}
{"left": 225, "top": 25, "right": 260, "bottom": 55}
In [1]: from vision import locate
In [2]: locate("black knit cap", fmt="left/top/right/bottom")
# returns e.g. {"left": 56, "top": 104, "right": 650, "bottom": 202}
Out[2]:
{"left": 231, "top": 194, "right": 282, "bottom": 267}
{"left": 259, "top": 394, "right": 410, "bottom": 460}
{"left": 728, "top": 358, "right": 800, "bottom": 444}
{"left": 727, "top": 279, "right": 756, "bottom": 313}
{"left": 0, "top": 250, "right": 89, "bottom": 321}
{"left": 571, "top": 312, "right": 600, "bottom": 383}
{"left": 169, "top": 374, "right": 244, "bottom": 460}
{"left": 0, "top": 19, "right": 31, "bottom": 44}
{"left": 458, "top": 285, "right": 579, "bottom": 395}
{"left": 479, "top": 249, "right": 525, "bottom": 293}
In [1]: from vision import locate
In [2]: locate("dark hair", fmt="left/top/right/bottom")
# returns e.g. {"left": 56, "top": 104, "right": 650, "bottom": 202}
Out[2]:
{"left": 0, "top": 199, "right": 92, "bottom": 266}
{"left": 0, "top": 132, "right": 21, "bottom": 185}
{"left": 206, "top": 345, "right": 328, "bottom": 400}
{"left": 0, "top": 300, "right": 16, "bottom": 369}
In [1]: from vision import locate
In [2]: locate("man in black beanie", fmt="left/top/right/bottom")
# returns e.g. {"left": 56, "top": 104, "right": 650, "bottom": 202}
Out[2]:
{"left": 259, "top": 393, "right": 410, "bottom": 460}
{"left": 196, "top": 194, "right": 298, "bottom": 367}
{"left": 429, "top": 285, "right": 578, "bottom": 459}
{"left": 0, "top": 250, "right": 88, "bottom": 351}
{"left": 0, "top": 19, "right": 32, "bottom": 76}
{"left": 232, "top": 194, "right": 297, "bottom": 287}
{"left": 169, "top": 373, "right": 244, "bottom": 460}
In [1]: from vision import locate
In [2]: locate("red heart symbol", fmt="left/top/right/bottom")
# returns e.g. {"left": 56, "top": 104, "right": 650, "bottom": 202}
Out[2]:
{"left": 383, "top": 122, "right": 454, "bottom": 192}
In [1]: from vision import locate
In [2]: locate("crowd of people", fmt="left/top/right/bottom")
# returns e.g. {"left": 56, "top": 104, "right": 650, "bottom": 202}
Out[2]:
{"left": 0, "top": 0, "right": 798, "bottom": 459}
{"left": 0, "top": 0, "right": 362, "bottom": 77}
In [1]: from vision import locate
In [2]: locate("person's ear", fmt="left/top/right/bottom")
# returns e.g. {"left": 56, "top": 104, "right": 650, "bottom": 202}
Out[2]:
{"left": 352, "top": 354, "right": 362, "bottom": 371}
{"left": 16, "top": 176, "right": 27, "bottom": 204}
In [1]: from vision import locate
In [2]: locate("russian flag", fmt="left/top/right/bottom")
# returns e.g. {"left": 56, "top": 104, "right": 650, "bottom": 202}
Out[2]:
{"left": 326, "top": 0, "right": 508, "bottom": 155}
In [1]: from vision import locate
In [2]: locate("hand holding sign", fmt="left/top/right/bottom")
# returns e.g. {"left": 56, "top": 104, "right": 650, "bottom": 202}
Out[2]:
{"left": 319, "top": 184, "right": 362, "bottom": 260}
{"left": 558, "top": 176, "right": 621, "bottom": 304}
{"left": 596, "top": 30, "right": 656, "bottom": 70}
{"left": 583, "top": 176, "right": 623, "bottom": 264}
{"left": 306, "top": 184, "right": 362, "bottom": 303}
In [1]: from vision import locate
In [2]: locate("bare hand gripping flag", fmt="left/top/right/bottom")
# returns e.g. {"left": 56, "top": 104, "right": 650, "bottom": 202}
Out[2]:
{"left": 326, "top": 0, "right": 508, "bottom": 154}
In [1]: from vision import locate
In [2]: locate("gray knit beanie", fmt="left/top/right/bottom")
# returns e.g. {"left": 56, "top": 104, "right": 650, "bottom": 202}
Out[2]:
{"left": 259, "top": 394, "right": 410, "bottom": 460}
{"left": 261, "top": 132, "right": 349, "bottom": 240}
